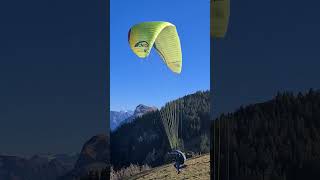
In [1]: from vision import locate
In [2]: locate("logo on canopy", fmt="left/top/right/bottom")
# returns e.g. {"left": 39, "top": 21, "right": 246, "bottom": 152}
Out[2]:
{"left": 134, "top": 41, "right": 149, "bottom": 52}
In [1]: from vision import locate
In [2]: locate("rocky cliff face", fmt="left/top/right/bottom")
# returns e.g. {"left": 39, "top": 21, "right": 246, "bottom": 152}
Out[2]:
{"left": 133, "top": 104, "right": 157, "bottom": 118}
{"left": 120, "top": 104, "right": 158, "bottom": 125}
{"left": 75, "top": 134, "right": 109, "bottom": 169}
{"left": 60, "top": 134, "right": 110, "bottom": 179}
{"left": 110, "top": 104, "right": 157, "bottom": 131}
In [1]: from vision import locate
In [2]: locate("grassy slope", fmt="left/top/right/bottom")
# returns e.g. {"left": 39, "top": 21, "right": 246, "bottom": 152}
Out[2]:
{"left": 127, "top": 154, "right": 210, "bottom": 180}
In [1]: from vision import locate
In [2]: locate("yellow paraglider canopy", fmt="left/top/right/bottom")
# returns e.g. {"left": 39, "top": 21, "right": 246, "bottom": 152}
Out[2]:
{"left": 128, "top": 21, "right": 182, "bottom": 74}
{"left": 211, "top": 0, "right": 230, "bottom": 38}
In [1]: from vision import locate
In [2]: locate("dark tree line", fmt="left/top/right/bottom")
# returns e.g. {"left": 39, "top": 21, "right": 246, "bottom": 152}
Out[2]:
{"left": 78, "top": 167, "right": 110, "bottom": 180}
{"left": 211, "top": 89, "right": 320, "bottom": 180}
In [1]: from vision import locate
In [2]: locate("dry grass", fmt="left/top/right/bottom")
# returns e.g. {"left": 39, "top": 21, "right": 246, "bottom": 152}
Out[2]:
{"left": 127, "top": 154, "right": 210, "bottom": 180}
{"left": 110, "top": 164, "right": 151, "bottom": 180}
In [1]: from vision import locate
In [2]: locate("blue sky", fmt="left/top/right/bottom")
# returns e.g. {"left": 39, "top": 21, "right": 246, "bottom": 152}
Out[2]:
{"left": 110, "top": 0, "right": 210, "bottom": 111}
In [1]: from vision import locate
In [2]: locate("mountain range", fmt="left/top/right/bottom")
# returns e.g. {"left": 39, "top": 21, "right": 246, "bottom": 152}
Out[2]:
{"left": 0, "top": 153, "right": 79, "bottom": 180}
{"left": 110, "top": 110, "right": 133, "bottom": 131}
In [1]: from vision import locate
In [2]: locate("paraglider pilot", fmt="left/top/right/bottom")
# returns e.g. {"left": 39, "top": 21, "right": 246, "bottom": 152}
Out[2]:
{"left": 169, "top": 150, "right": 186, "bottom": 174}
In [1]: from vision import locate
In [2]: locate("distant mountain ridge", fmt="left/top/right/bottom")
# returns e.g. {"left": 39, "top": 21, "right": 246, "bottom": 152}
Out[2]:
{"left": 0, "top": 153, "right": 79, "bottom": 180}
{"left": 111, "top": 104, "right": 158, "bottom": 131}
{"left": 110, "top": 110, "right": 133, "bottom": 131}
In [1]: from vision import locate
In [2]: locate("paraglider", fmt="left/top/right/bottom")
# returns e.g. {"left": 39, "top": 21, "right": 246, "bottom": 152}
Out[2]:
{"left": 128, "top": 21, "right": 182, "bottom": 74}
{"left": 161, "top": 101, "right": 187, "bottom": 174}
{"left": 128, "top": 21, "right": 187, "bottom": 174}
{"left": 168, "top": 150, "right": 187, "bottom": 174}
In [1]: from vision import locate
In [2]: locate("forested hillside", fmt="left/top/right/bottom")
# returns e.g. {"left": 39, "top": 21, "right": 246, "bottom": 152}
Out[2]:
{"left": 211, "top": 89, "right": 320, "bottom": 180}
{"left": 111, "top": 91, "right": 211, "bottom": 170}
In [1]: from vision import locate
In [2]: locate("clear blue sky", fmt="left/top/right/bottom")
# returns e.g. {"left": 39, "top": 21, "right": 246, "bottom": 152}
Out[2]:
{"left": 110, "top": 0, "right": 210, "bottom": 111}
